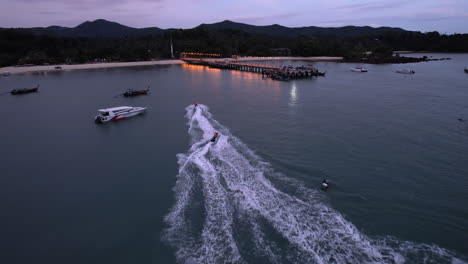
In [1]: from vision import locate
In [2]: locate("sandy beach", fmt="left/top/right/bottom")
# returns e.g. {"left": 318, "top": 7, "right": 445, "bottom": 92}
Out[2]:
{"left": 0, "top": 56, "right": 342, "bottom": 75}
{"left": 0, "top": 59, "right": 185, "bottom": 75}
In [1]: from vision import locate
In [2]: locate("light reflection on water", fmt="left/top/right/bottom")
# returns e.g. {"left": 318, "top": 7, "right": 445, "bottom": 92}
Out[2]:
{"left": 289, "top": 81, "right": 298, "bottom": 106}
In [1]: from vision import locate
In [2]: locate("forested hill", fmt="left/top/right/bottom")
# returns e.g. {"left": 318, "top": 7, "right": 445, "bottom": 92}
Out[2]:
{"left": 5, "top": 19, "right": 164, "bottom": 38}
{"left": 1, "top": 19, "right": 467, "bottom": 67}
{"left": 199, "top": 20, "right": 407, "bottom": 37}
{"left": 3, "top": 19, "right": 407, "bottom": 38}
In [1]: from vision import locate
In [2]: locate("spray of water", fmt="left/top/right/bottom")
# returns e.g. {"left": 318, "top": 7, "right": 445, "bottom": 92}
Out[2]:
{"left": 162, "top": 104, "right": 466, "bottom": 264}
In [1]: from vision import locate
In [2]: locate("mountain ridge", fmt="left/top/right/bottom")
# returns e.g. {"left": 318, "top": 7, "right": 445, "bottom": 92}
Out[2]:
{"left": 198, "top": 20, "right": 407, "bottom": 37}
{"left": 7, "top": 19, "right": 164, "bottom": 38}
{"left": 1, "top": 19, "right": 409, "bottom": 38}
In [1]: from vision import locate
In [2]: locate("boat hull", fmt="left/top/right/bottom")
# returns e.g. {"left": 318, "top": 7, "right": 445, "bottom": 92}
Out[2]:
{"left": 395, "top": 70, "right": 415, "bottom": 74}
{"left": 11, "top": 87, "right": 39, "bottom": 95}
{"left": 350, "top": 68, "right": 367, "bottom": 72}
{"left": 123, "top": 89, "right": 149, "bottom": 97}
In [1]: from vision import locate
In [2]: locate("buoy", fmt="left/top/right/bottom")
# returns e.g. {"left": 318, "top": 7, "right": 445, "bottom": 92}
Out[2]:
{"left": 321, "top": 179, "right": 330, "bottom": 190}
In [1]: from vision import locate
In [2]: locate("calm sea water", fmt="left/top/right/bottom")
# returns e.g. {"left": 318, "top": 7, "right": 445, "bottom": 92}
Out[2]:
{"left": 1, "top": 54, "right": 467, "bottom": 264}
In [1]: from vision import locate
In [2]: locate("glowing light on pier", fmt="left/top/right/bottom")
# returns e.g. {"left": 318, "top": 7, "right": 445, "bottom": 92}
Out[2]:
{"left": 180, "top": 52, "right": 221, "bottom": 58}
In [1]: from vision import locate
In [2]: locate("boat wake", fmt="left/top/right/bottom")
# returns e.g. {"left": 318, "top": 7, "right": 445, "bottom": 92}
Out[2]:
{"left": 162, "top": 104, "right": 466, "bottom": 264}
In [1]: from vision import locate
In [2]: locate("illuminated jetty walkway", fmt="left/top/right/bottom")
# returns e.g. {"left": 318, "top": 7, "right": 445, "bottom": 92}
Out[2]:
{"left": 181, "top": 58, "right": 326, "bottom": 81}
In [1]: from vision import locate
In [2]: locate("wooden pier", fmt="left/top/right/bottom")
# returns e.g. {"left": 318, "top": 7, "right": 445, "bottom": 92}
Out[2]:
{"left": 182, "top": 58, "right": 326, "bottom": 81}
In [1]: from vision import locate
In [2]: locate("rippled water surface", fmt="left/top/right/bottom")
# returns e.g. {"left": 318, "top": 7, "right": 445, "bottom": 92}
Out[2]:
{"left": 1, "top": 54, "right": 467, "bottom": 263}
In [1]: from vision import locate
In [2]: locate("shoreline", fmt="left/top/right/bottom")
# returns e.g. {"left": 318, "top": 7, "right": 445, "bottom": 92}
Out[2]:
{"left": 1, "top": 57, "right": 342, "bottom": 75}
{"left": 0, "top": 59, "right": 185, "bottom": 75}
{"left": 204, "top": 56, "right": 343, "bottom": 62}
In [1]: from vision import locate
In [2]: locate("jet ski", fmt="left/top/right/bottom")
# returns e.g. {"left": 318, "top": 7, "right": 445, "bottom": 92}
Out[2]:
{"left": 210, "top": 132, "right": 219, "bottom": 142}
{"left": 321, "top": 179, "right": 331, "bottom": 190}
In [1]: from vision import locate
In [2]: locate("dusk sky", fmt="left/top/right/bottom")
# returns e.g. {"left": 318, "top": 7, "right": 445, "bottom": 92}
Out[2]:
{"left": 1, "top": 0, "right": 467, "bottom": 33}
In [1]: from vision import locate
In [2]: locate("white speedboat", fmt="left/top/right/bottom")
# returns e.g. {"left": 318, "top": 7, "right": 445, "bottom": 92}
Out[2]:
{"left": 350, "top": 67, "right": 368, "bottom": 72}
{"left": 94, "top": 106, "right": 146, "bottom": 124}
{"left": 395, "top": 69, "right": 415, "bottom": 74}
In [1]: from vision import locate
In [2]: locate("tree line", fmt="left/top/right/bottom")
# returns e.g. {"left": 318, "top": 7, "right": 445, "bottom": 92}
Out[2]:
{"left": 1, "top": 26, "right": 467, "bottom": 67}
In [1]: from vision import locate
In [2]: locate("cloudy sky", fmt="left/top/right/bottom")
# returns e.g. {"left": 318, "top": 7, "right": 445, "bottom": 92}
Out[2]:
{"left": 0, "top": 0, "right": 467, "bottom": 33}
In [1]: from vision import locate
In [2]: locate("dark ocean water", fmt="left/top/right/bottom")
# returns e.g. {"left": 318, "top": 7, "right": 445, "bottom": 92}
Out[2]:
{"left": 1, "top": 54, "right": 467, "bottom": 264}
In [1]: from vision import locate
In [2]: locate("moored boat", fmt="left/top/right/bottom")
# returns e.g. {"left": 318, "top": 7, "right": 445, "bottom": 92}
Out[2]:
{"left": 94, "top": 106, "right": 146, "bottom": 124}
{"left": 316, "top": 71, "right": 326, "bottom": 76}
{"left": 395, "top": 69, "right": 415, "bottom": 74}
{"left": 123, "top": 87, "right": 149, "bottom": 97}
{"left": 350, "top": 67, "right": 368, "bottom": 72}
{"left": 10, "top": 85, "right": 39, "bottom": 95}
{"left": 54, "top": 66, "right": 62, "bottom": 70}
{"left": 2, "top": 72, "right": 11, "bottom": 76}
{"left": 271, "top": 75, "right": 289, "bottom": 81}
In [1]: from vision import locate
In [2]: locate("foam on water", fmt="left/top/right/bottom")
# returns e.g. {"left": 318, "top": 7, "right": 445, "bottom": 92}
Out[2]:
{"left": 163, "top": 104, "right": 467, "bottom": 264}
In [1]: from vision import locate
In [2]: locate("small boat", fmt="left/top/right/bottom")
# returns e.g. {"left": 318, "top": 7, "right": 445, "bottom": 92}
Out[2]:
{"left": 54, "top": 66, "right": 62, "bottom": 70}
{"left": 2, "top": 72, "right": 11, "bottom": 76}
{"left": 10, "top": 85, "right": 39, "bottom": 95}
{"left": 350, "top": 67, "right": 368, "bottom": 72}
{"left": 316, "top": 71, "right": 326, "bottom": 76}
{"left": 94, "top": 106, "right": 147, "bottom": 124}
{"left": 123, "top": 87, "right": 149, "bottom": 97}
{"left": 395, "top": 69, "right": 415, "bottom": 74}
{"left": 210, "top": 132, "right": 219, "bottom": 142}
{"left": 271, "top": 75, "right": 289, "bottom": 81}
{"left": 464, "top": 68, "right": 468, "bottom": 73}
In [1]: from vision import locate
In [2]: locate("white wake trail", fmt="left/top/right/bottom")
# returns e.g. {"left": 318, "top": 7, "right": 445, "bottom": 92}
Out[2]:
{"left": 162, "top": 104, "right": 467, "bottom": 264}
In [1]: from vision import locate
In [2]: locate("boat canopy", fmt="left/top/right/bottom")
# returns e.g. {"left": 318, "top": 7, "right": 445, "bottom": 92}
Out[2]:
{"left": 98, "top": 106, "right": 132, "bottom": 113}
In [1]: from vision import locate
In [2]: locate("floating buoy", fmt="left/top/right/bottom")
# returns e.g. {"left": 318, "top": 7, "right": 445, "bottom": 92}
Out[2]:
{"left": 321, "top": 179, "right": 330, "bottom": 190}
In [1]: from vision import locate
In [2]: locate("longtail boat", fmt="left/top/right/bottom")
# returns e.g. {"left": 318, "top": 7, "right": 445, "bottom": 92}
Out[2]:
{"left": 11, "top": 85, "right": 39, "bottom": 95}
{"left": 395, "top": 69, "right": 415, "bottom": 74}
{"left": 123, "top": 87, "right": 149, "bottom": 97}
{"left": 316, "top": 71, "right": 326, "bottom": 76}
{"left": 271, "top": 75, "right": 289, "bottom": 81}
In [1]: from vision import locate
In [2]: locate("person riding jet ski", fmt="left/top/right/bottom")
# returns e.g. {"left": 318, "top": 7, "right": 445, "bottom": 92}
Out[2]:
{"left": 210, "top": 132, "right": 219, "bottom": 142}
{"left": 321, "top": 179, "right": 330, "bottom": 190}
